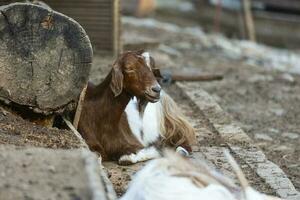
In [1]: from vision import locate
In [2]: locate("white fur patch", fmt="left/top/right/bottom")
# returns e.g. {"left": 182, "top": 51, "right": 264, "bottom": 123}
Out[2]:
{"left": 121, "top": 159, "right": 237, "bottom": 200}
{"left": 142, "top": 101, "right": 161, "bottom": 146}
{"left": 121, "top": 154, "right": 271, "bottom": 200}
{"left": 125, "top": 97, "right": 161, "bottom": 146}
{"left": 244, "top": 188, "right": 265, "bottom": 200}
{"left": 125, "top": 97, "right": 143, "bottom": 143}
{"left": 142, "top": 52, "right": 151, "bottom": 69}
{"left": 119, "top": 146, "right": 160, "bottom": 164}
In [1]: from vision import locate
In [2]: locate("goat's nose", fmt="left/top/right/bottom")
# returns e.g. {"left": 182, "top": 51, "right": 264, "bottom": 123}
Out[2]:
{"left": 151, "top": 85, "right": 161, "bottom": 93}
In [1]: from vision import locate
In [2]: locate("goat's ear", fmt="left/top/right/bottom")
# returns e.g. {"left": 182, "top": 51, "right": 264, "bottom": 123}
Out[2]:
{"left": 150, "top": 56, "right": 163, "bottom": 78}
{"left": 153, "top": 68, "right": 163, "bottom": 78}
{"left": 110, "top": 61, "right": 124, "bottom": 97}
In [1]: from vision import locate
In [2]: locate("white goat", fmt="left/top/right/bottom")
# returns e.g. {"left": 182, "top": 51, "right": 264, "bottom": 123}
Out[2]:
{"left": 121, "top": 150, "right": 282, "bottom": 200}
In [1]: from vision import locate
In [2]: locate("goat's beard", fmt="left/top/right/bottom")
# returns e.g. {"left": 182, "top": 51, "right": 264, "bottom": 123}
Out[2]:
{"left": 136, "top": 97, "right": 148, "bottom": 114}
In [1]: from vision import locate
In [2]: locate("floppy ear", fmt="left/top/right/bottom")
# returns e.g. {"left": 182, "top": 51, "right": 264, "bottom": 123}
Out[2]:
{"left": 110, "top": 60, "right": 124, "bottom": 97}
{"left": 153, "top": 68, "right": 163, "bottom": 78}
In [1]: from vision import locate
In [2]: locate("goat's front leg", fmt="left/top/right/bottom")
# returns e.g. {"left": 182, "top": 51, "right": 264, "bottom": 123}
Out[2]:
{"left": 118, "top": 146, "right": 160, "bottom": 165}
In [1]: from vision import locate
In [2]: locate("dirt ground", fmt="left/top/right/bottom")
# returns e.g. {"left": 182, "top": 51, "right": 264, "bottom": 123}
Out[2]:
{"left": 0, "top": 107, "right": 81, "bottom": 149}
{"left": 121, "top": 15, "right": 300, "bottom": 191}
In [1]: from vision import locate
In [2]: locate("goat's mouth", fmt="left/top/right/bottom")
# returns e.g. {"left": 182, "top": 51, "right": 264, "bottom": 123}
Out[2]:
{"left": 144, "top": 92, "right": 160, "bottom": 103}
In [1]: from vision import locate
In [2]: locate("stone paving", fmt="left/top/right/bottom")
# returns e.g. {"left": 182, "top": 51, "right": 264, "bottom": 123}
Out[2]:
{"left": 0, "top": 146, "right": 116, "bottom": 200}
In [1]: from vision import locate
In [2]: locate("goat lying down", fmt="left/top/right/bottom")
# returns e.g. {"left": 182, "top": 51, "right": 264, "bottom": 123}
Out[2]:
{"left": 78, "top": 50, "right": 195, "bottom": 164}
{"left": 121, "top": 151, "right": 282, "bottom": 200}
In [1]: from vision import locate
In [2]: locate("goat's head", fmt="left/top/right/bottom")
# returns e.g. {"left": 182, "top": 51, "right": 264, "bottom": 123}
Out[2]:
{"left": 110, "top": 50, "right": 162, "bottom": 103}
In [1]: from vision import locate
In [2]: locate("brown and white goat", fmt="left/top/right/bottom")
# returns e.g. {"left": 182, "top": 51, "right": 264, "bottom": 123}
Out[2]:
{"left": 78, "top": 50, "right": 195, "bottom": 164}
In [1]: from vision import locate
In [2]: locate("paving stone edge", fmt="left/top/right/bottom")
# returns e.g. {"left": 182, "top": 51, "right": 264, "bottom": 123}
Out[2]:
{"left": 176, "top": 82, "right": 300, "bottom": 200}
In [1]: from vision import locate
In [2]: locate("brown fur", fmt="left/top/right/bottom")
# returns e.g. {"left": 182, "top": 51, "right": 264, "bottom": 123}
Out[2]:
{"left": 78, "top": 74, "right": 143, "bottom": 160}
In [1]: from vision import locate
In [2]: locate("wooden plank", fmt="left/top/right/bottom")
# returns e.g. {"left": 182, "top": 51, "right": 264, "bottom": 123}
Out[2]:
{"left": 253, "top": 0, "right": 300, "bottom": 11}
{"left": 254, "top": 10, "right": 300, "bottom": 22}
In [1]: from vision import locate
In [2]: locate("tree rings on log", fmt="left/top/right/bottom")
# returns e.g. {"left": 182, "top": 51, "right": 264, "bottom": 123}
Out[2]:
{"left": 0, "top": 3, "right": 93, "bottom": 115}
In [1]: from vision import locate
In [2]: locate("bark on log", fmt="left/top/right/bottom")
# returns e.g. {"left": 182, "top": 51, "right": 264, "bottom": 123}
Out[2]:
{"left": 0, "top": 3, "right": 93, "bottom": 114}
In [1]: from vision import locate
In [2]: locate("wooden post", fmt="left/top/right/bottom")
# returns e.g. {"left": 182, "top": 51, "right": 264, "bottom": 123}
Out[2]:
{"left": 213, "top": 0, "right": 222, "bottom": 33}
{"left": 113, "top": 0, "right": 121, "bottom": 56}
{"left": 242, "top": 0, "right": 256, "bottom": 42}
{"left": 238, "top": 4, "right": 246, "bottom": 39}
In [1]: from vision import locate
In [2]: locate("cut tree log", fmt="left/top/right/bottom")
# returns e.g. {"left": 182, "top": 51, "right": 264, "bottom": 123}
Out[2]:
{"left": 0, "top": 3, "right": 93, "bottom": 115}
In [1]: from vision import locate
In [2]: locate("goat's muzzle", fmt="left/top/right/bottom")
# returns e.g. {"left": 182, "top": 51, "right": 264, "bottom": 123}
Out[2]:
{"left": 145, "top": 84, "right": 161, "bottom": 103}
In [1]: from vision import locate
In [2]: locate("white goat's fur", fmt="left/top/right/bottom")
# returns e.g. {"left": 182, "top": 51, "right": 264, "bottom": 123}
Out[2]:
{"left": 123, "top": 90, "right": 193, "bottom": 164}
{"left": 123, "top": 94, "right": 163, "bottom": 164}
{"left": 125, "top": 97, "right": 144, "bottom": 144}
{"left": 142, "top": 52, "right": 151, "bottom": 68}
{"left": 125, "top": 96, "right": 161, "bottom": 146}
{"left": 121, "top": 151, "right": 282, "bottom": 200}
{"left": 119, "top": 146, "right": 160, "bottom": 164}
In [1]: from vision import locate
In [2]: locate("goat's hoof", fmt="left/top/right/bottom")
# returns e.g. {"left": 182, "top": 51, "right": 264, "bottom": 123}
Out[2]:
{"left": 176, "top": 146, "right": 190, "bottom": 157}
{"left": 118, "top": 155, "right": 136, "bottom": 166}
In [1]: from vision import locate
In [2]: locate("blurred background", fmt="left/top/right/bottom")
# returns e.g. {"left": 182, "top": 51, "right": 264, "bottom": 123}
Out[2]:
{"left": 0, "top": 0, "right": 297, "bottom": 53}
{"left": 0, "top": 0, "right": 299, "bottom": 197}
{"left": 150, "top": 0, "right": 300, "bottom": 49}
